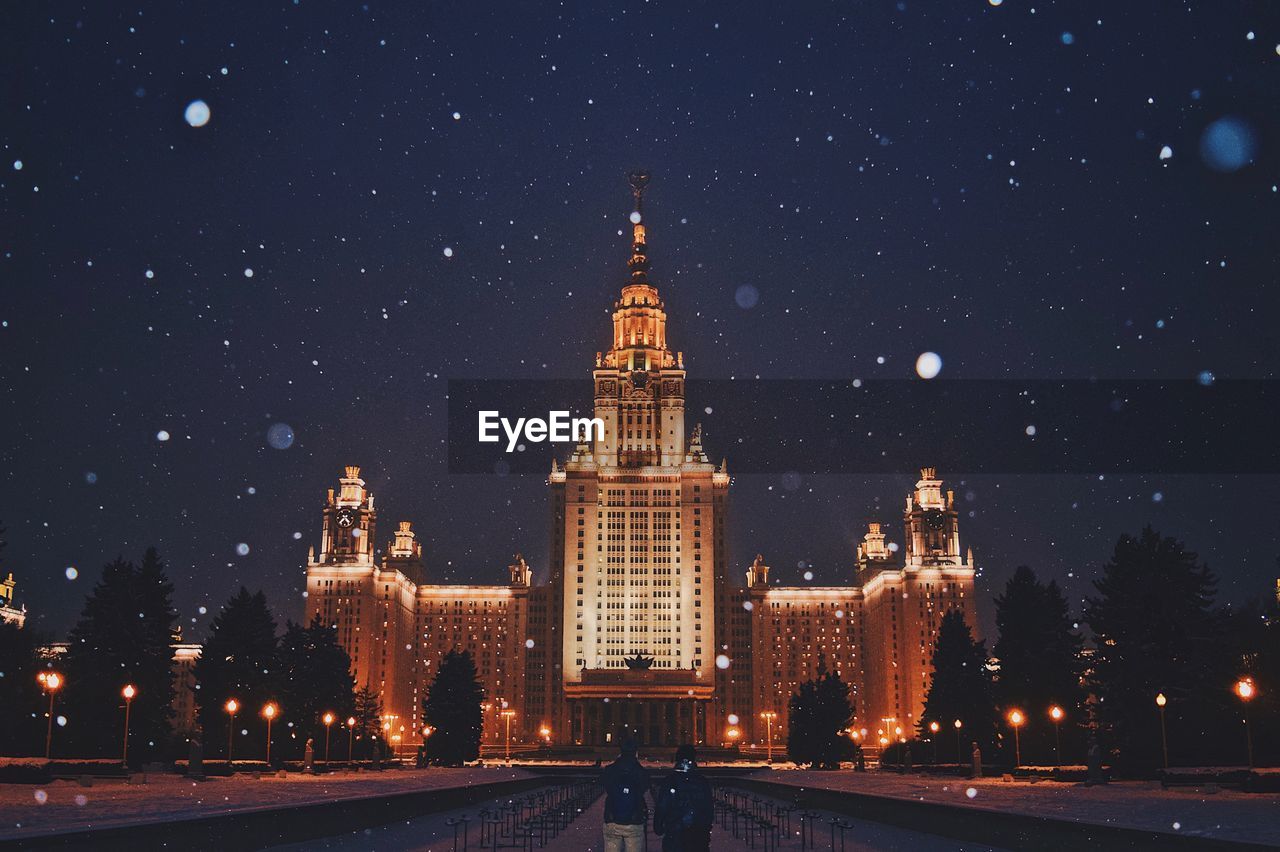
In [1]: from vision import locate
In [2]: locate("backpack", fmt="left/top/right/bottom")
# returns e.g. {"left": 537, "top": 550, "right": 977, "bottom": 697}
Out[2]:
{"left": 605, "top": 761, "right": 648, "bottom": 823}
{"left": 661, "top": 772, "right": 713, "bottom": 833}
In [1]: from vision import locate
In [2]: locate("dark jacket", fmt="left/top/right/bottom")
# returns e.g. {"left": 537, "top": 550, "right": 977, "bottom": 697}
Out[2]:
{"left": 654, "top": 767, "right": 714, "bottom": 850}
{"left": 602, "top": 754, "right": 652, "bottom": 825}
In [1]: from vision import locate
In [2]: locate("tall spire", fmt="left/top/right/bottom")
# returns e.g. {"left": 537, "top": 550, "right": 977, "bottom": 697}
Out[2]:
{"left": 628, "top": 169, "right": 651, "bottom": 284}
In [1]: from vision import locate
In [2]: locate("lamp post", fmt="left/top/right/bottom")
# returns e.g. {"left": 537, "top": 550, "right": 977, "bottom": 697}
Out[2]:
{"left": 1155, "top": 693, "right": 1169, "bottom": 770}
{"left": 760, "top": 711, "right": 777, "bottom": 763}
{"left": 1049, "top": 705, "right": 1064, "bottom": 768}
{"left": 262, "top": 702, "right": 278, "bottom": 766}
{"left": 346, "top": 716, "right": 357, "bottom": 765}
{"left": 121, "top": 684, "right": 137, "bottom": 767}
{"left": 39, "top": 672, "right": 63, "bottom": 760}
{"left": 502, "top": 710, "right": 517, "bottom": 765}
{"left": 225, "top": 699, "right": 239, "bottom": 766}
{"left": 1007, "top": 710, "right": 1025, "bottom": 768}
{"left": 1234, "top": 678, "right": 1256, "bottom": 769}
{"left": 929, "top": 721, "right": 940, "bottom": 764}
{"left": 953, "top": 719, "right": 963, "bottom": 763}
{"left": 322, "top": 712, "right": 335, "bottom": 763}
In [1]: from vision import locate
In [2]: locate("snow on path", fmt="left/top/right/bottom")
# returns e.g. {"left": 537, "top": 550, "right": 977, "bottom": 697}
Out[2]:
{"left": 759, "top": 771, "right": 1280, "bottom": 846}
{"left": 0, "top": 767, "right": 534, "bottom": 840}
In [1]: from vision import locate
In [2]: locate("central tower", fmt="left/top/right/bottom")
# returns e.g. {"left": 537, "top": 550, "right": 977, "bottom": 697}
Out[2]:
{"left": 547, "top": 173, "right": 729, "bottom": 746}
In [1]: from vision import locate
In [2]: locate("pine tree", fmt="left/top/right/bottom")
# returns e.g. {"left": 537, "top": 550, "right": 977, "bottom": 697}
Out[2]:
{"left": 61, "top": 550, "right": 178, "bottom": 763}
{"left": 785, "top": 657, "right": 855, "bottom": 769}
{"left": 193, "top": 588, "right": 279, "bottom": 763}
{"left": 918, "top": 609, "right": 996, "bottom": 761}
{"left": 992, "top": 566, "right": 1084, "bottom": 765}
{"left": 422, "top": 650, "right": 484, "bottom": 766}
{"left": 351, "top": 685, "right": 385, "bottom": 759}
{"left": 1084, "top": 527, "right": 1224, "bottom": 773}
{"left": 0, "top": 620, "right": 49, "bottom": 757}
{"left": 277, "top": 617, "right": 355, "bottom": 759}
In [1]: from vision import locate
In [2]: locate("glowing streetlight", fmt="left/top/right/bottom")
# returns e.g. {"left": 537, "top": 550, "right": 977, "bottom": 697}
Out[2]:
{"left": 953, "top": 719, "right": 963, "bottom": 762}
{"left": 502, "top": 709, "right": 517, "bottom": 764}
{"left": 121, "top": 684, "right": 137, "bottom": 766}
{"left": 1155, "top": 693, "right": 1168, "bottom": 770}
{"left": 539, "top": 725, "right": 552, "bottom": 744}
{"left": 225, "top": 698, "right": 239, "bottom": 765}
{"left": 1235, "top": 678, "right": 1257, "bottom": 769}
{"left": 929, "top": 720, "right": 941, "bottom": 764}
{"left": 760, "top": 711, "right": 778, "bottom": 763}
{"left": 1007, "top": 709, "right": 1025, "bottom": 768}
{"left": 1049, "top": 705, "right": 1064, "bottom": 768}
{"left": 322, "top": 712, "right": 335, "bottom": 763}
{"left": 726, "top": 726, "right": 742, "bottom": 747}
{"left": 40, "top": 671, "right": 63, "bottom": 759}
{"left": 262, "top": 702, "right": 278, "bottom": 765}
{"left": 346, "top": 716, "right": 357, "bottom": 765}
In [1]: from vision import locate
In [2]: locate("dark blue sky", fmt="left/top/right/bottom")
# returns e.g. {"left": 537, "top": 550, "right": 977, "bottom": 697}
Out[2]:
{"left": 3, "top": 1, "right": 1278, "bottom": 639}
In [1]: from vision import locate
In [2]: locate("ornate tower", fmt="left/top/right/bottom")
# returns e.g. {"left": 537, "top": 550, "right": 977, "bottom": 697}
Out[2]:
{"left": 550, "top": 173, "right": 728, "bottom": 746}
{"left": 316, "top": 465, "right": 377, "bottom": 565}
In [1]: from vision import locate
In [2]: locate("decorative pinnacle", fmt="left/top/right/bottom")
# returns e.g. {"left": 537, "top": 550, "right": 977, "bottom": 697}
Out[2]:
{"left": 626, "top": 170, "right": 652, "bottom": 283}
{"left": 628, "top": 169, "right": 651, "bottom": 212}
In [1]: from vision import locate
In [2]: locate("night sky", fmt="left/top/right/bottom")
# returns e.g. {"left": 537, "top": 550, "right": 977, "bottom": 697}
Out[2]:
{"left": 4, "top": 1, "right": 1278, "bottom": 640}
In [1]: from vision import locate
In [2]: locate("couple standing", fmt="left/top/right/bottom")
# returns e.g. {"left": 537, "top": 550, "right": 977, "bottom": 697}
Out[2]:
{"left": 601, "top": 739, "right": 714, "bottom": 852}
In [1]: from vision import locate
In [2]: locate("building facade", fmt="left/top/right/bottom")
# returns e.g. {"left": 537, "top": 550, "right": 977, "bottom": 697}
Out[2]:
{"left": 304, "top": 177, "right": 977, "bottom": 750}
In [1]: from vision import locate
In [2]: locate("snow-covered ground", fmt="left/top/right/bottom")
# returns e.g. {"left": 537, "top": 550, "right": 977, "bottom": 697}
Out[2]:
{"left": 758, "top": 770, "right": 1280, "bottom": 846}
{"left": 0, "top": 766, "right": 534, "bottom": 841}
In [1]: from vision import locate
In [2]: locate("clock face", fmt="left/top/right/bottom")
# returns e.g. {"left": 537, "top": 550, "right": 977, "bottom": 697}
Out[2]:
{"left": 924, "top": 509, "right": 946, "bottom": 532}
{"left": 336, "top": 509, "right": 357, "bottom": 529}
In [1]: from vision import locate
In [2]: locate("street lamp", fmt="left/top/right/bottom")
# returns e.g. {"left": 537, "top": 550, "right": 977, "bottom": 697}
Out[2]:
{"left": 1007, "top": 709, "right": 1025, "bottom": 768}
{"left": 346, "top": 716, "right": 357, "bottom": 765}
{"left": 760, "top": 711, "right": 778, "bottom": 763}
{"left": 953, "top": 719, "right": 963, "bottom": 763}
{"left": 1155, "top": 693, "right": 1169, "bottom": 770}
{"left": 1234, "top": 678, "right": 1257, "bottom": 769}
{"left": 1049, "top": 705, "right": 1064, "bottom": 768}
{"left": 539, "top": 725, "right": 552, "bottom": 745}
{"left": 322, "top": 712, "right": 335, "bottom": 763}
{"left": 225, "top": 699, "right": 239, "bottom": 765}
{"left": 262, "top": 702, "right": 278, "bottom": 765}
{"left": 929, "top": 721, "right": 940, "bottom": 764}
{"left": 39, "top": 671, "right": 63, "bottom": 760}
{"left": 502, "top": 709, "right": 517, "bottom": 764}
{"left": 121, "top": 684, "right": 137, "bottom": 766}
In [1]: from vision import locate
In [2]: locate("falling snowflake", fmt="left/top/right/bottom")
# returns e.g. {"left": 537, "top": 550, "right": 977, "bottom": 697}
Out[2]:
{"left": 915, "top": 351, "right": 943, "bottom": 379}
{"left": 184, "top": 100, "right": 210, "bottom": 127}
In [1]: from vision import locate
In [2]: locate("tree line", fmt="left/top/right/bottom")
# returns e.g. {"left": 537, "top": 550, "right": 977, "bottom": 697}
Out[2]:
{"left": 0, "top": 532, "right": 488, "bottom": 767}
{"left": 787, "top": 526, "right": 1279, "bottom": 774}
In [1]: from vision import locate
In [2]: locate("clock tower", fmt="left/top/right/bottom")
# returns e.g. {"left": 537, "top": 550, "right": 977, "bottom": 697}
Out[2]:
{"left": 317, "top": 465, "right": 377, "bottom": 565}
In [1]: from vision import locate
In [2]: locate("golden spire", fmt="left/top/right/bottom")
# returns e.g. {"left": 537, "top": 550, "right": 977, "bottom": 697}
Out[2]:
{"left": 628, "top": 169, "right": 651, "bottom": 284}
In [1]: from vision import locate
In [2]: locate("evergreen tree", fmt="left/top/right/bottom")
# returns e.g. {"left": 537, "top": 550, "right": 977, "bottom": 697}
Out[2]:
{"left": 277, "top": 617, "right": 355, "bottom": 759}
{"left": 351, "top": 684, "right": 385, "bottom": 759}
{"left": 0, "top": 620, "right": 49, "bottom": 757}
{"left": 193, "top": 588, "right": 279, "bottom": 763}
{"left": 785, "top": 657, "right": 855, "bottom": 769}
{"left": 918, "top": 609, "right": 996, "bottom": 761}
{"left": 1084, "top": 527, "right": 1224, "bottom": 773}
{"left": 61, "top": 550, "right": 178, "bottom": 763}
{"left": 992, "top": 566, "right": 1084, "bottom": 765}
{"left": 422, "top": 649, "right": 484, "bottom": 766}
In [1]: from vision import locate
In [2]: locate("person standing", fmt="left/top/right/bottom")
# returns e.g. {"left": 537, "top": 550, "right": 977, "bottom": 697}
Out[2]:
{"left": 602, "top": 737, "right": 651, "bottom": 852}
{"left": 654, "top": 744, "right": 714, "bottom": 852}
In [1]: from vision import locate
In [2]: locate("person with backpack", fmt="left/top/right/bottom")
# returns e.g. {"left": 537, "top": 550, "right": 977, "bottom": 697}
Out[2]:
{"left": 653, "top": 744, "right": 714, "bottom": 852}
{"left": 602, "top": 737, "right": 652, "bottom": 852}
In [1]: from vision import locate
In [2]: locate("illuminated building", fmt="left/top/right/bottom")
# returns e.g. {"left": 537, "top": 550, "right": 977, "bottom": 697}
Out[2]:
{"left": 304, "top": 176, "right": 977, "bottom": 747}
{"left": 0, "top": 572, "right": 25, "bottom": 628}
